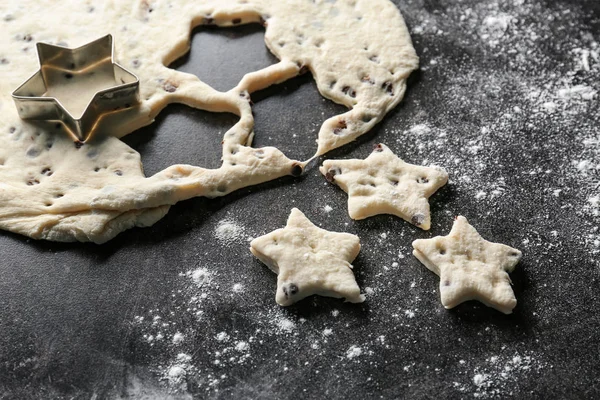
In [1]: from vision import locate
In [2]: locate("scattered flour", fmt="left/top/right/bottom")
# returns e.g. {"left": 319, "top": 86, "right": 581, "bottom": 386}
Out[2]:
{"left": 214, "top": 218, "right": 246, "bottom": 244}
{"left": 128, "top": 0, "right": 594, "bottom": 397}
{"left": 235, "top": 341, "right": 249, "bottom": 352}
{"left": 215, "top": 332, "right": 230, "bottom": 342}
{"left": 172, "top": 332, "right": 185, "bottom": 345}
{"left": 232, "top": 283, "right": 244, "bottom": 293}
{"left": 469, "top": 351, "right": 546, "bottom": 398}
{"left": 407, "top": 123, "right": 432, "bottom": 136}
{"left": 186, "top": 267, "right": 212, "bottom": 287}
{"left": 346, "top": 345, "right": 363, "bottom": 359}
{"left": 277, "top": 317, "right": 296, "bottom": 333}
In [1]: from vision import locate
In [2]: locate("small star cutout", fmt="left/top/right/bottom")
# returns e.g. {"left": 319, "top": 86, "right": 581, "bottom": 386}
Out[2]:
{"left": 412, "top": 216, "right": 522, "bottom": 314}
{"left": 250, "top": 208, "right": 364, "bottom": 306}
{"left": 320, "top": 143, "right": 448, "bottom": 230}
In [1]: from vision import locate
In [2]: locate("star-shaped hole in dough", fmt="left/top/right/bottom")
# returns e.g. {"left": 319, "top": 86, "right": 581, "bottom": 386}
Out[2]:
{"left": 320, "top": 144, "right": 448, "bottom": 230}
{"left": 250, "top": 208, "right": 364, "bottom": 306}
{"left": 412, "top": 216, "right": 522, "bottom": 314}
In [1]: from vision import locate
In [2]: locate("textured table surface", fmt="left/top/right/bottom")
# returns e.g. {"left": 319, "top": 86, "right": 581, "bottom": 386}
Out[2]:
{"left": 1, "top": 0, "right": 600, "bottom": 399}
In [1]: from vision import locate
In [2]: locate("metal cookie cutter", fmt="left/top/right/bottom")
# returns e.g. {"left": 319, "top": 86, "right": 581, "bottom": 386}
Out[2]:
{"left": 12, "top": 34, "right": 139, "bottom": 142}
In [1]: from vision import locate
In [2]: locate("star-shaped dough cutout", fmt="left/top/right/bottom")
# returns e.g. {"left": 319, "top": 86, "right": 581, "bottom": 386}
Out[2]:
{"left": 320, "top": 144, "right": 448, "bottom": 230}
{"left": 250, "top": 208, "right": 364, "bottom": 306}
{"left": 412, "top": 216, "right": 522, "bottom": 314}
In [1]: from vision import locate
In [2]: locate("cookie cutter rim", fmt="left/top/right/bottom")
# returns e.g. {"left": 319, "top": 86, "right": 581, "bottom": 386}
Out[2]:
{"left": 11, "top": 34, "right": 140, "bottom": 142}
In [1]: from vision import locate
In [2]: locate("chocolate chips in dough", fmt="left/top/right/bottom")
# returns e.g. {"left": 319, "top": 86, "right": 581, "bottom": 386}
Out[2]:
{"left": 250, "top": 208, "right": 364, "bottom": 306}
{"left": 412, "top": 216, "right": 522, "bottom": 314}
{"left": 321, "top": 144, "right": 448, "bottom": 230}
{"left": 0, "top": 0, "right": 418, "bottom": 243}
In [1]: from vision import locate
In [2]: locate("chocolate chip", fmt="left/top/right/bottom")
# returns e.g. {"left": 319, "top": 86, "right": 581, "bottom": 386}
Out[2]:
{"left": 163, "top": 82, "right": 178, "bottom": 93}
{"left": 341, "top": 86, "right": 356, "bottom": 98}
{"left": 325, "top": 167, "right": 341, "bottom": 183}
{"left": 333, "top": 119, "right": 347, "bottom": 135}
{"left": 382, "top": 81, "right": 394, "bottom": 95}
{"left": 361, "top": 76, "right": 374, "bottom": 85}
{"left": 411, "top": 213, "right": 425, "bottom": 226}
{"left": 283, "top": 283, "right": 299, "bottom": 298}
{"left": 373, "top": 143, "right": 384, "bottom": 152}
{"left": 291, "top": 163, "right": 303, "bottom": 177}
{"left": 288, "top": 283, "right": 298, "bottom": 295}
{"left": 232, "top": 18, "right": 241, "bottom": 24}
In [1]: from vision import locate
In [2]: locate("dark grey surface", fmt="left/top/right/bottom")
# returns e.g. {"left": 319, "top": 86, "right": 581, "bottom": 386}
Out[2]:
{"left": 1, "top": 1, "right": 600, "bottom": 399}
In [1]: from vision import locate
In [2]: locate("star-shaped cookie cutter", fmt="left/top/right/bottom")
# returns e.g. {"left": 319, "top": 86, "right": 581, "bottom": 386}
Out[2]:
{"left": 11, "top": 34, "right": 139, "bottom": 142}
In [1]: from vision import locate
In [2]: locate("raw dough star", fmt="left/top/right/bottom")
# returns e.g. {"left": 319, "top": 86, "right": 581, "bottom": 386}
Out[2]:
{"left": 320, "top": 144, "right": 448, "bottom": 229}
{"left": 412, "top": 216, "right": 522, "bottom": 314}
{"left": 250, "top": 208, "right": 364, "bottom": 306}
